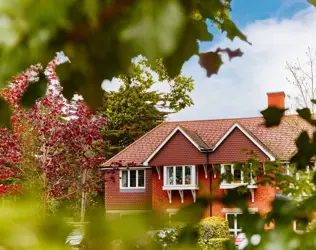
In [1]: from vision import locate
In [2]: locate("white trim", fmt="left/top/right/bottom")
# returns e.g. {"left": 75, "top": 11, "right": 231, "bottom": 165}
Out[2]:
{"left": 106, "top": 210, "right": 151, "bottom": 214}
{"left": 203, "top": 164, "right": 208, "bottom": 178}
{"left": 162, "top": 185, "right": 199, "bottom": 190}
{"left": 102, "top": 166, "right": 151, "bottom": 170}
{"left": 213, "top": 123, "right": 275, "bottom": 161}
{"left": 143, "top": 126, "right": 203, "bottom": 166}
{"left": 119, "top": 169, "right": 146, "bottom": 189}
{"left": 293, "top": 220, "right": 306, "bottom": 234}
{"left": 178, "top": 190, "right": 184, "bottom": 203}
{"left": 166, "top": 208, "right": 179, "bottom": 213}
{"left": 155, "top": 166, "right": 161, "bottom": 180}
{"left": 222, "top": 208, "right": 258, "bottom": 213}
{"left": 220, "top": 183, "right": 257, "bottom": 189}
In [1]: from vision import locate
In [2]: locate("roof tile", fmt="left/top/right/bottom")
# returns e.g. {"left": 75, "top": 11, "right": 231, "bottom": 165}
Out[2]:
{"left": 102, "top": 115, "right": 314, "bottom": 166}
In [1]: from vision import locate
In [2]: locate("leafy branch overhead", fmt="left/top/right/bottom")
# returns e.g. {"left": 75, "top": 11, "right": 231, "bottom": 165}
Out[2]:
{"left": 0, "top": 0, "right": 249, "bottom": 110}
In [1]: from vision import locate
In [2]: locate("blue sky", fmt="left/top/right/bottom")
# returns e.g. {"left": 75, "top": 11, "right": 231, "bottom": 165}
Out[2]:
{"left": 200, "top": 0, "right": 311, "bottom": 51}
{"left": 231, "top": 0, "right": 309, "bottom": 28}
{"left": 169, "top": 1, "right": 316, "bottom": 121}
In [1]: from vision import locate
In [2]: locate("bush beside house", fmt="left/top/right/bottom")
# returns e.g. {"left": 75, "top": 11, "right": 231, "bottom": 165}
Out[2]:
{"left": 198, "top": 217, "right": 232, "bottom": 250}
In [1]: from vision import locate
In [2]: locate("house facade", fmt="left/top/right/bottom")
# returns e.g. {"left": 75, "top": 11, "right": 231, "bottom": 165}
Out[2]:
{"left": 102, "top": 92, "right": 313, "bottom": 236}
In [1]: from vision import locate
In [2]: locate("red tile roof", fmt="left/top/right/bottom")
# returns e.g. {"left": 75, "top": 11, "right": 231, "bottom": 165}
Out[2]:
{"left": 102, "top": 115, "right": 313, "bottom": 166}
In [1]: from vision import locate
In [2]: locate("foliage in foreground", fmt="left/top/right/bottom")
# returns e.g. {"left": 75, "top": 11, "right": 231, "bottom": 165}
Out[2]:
{"left": 0, "top": 0, "right": 247, "bottom": 118}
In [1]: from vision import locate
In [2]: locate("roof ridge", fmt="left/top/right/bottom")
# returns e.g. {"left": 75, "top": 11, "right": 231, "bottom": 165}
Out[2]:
{"left": 101, "top": 122, "right": 167, "bottom": 166}
{"left": 164, "top": 114, "right": 300, "bottom": 123}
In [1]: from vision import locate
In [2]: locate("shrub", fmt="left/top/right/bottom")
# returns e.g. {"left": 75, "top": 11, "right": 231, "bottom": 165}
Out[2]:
{"left": 198, "top": 216, "right": 230, "bottom": 240}
{"left": 199, "top": 238, "right": 233, "bottom": 250}
{"left": 198, "top": 217, "right": 231, "bottom": 250}
{"left": 153, "top": 228, "right": 180, "bottom": 249}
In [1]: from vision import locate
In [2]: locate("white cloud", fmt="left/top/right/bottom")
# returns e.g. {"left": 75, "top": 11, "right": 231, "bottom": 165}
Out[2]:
{"left": 169, "top": 7, "right": 316, "bottom": 121}
{"left": 101, "top": 78, "right": 122, "bottom": 92}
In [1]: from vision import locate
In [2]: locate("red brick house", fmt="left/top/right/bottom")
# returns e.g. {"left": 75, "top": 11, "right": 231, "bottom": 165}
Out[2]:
{"left": 101, "top": 92, "right": 312, "bottom": 236}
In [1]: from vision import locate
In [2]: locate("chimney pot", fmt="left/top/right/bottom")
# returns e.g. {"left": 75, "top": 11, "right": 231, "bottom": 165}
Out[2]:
{"left": 267, "top": 91, "right": 285, "bottom": 109}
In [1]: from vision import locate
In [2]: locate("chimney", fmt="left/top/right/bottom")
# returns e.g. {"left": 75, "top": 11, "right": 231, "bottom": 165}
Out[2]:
{"left": 267, "top": 91, "right": 285, "bottom": 109}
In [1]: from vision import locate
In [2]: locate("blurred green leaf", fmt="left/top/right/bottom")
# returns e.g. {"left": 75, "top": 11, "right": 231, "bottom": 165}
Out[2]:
{"left": 121, "top": 0, "right": 185, "bottom": 63}
{"left": 84, "top": 0, "right": 100, "bottom": 28}
{"left": 313, "top": 172, "right": 316, "bottom": 184}
{"left": 163, "top": 19, "right": 209, "bottom": 78}
{"left": 290, "top": 131, "right": 315, "bottom": 170}
{"left": 308, "top": 0, "right": 316, "bottom": 7}
{"left": 0, "top": 97, "right": 11, "bottom": 129}
{"left": 221, "top": 19, "right": 250, "bottom": 44}
{"left": 261, "top": 106, "right": 286, "bottom": 127}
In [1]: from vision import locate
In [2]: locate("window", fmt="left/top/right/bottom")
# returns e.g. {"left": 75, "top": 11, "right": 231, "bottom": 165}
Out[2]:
{"left": 293, "top": 220, "right": 306, "bottom": 233}
{"left": 226, "top": 213, "right": 242, "bottom": 237}
{"left": 220, "top": 164, "right": 256, "bottom": 187}
{"left": 120, "top": 169, "right": 145, "bottom": 189}
{"left": 164, "top": 166, "right": 197, "bottom": 187}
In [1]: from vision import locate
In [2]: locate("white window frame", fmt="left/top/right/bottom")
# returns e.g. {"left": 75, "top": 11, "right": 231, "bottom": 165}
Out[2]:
{"left": 163, "top": 165, "right": 198, "bottom": 190}
{"left": 226, "top": 212, "right": 242, "bottom": 237}
{"left": 119, "top": 169, "right": 146, "bottom": 189}
{"left": 166, "top": 208, "right": 179, "bottom": 221}
{"left": 220, "top": 164, "right": 257, "bottom": 189}
{"left": 293, "top": 220, "right": 306, "bottom": 234}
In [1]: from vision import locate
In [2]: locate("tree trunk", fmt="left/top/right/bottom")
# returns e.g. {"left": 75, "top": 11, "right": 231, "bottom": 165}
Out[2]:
{"left": 80, "top": 168, "right": 88, "bottom": 222}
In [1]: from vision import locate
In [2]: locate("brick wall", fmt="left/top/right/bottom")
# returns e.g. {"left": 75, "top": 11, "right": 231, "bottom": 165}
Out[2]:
{"left": 152, "top": 165, "right": 211, "bottom": 217}
{"left": 211, "top": 175, "right": 275, "bottom": 218}
{"left": 105, "top": 127, "right": 274, "bottom": 216}
{"left": 104, "top": 169, "right": 152, "bottom": 210}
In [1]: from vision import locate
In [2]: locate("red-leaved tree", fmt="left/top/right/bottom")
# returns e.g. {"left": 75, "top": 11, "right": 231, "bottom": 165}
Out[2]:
{"left": 0, "top": 53, "right": 106, "bottom": 219}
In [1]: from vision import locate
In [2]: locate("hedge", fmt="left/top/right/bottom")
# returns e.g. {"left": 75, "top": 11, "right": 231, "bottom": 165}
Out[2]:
{"left": 198, "top": 217, "right": 231, "bottom": 250}
{"left": 198, "top": 216, "right": 230, "bottom": 240}
{"left": 199, "top": 238, "right": 233, "bottom": 250}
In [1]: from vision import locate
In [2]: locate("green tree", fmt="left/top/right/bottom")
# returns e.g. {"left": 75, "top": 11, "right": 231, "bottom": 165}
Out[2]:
{"left": 100, "top": 58, "right": 194, "bottom": 157}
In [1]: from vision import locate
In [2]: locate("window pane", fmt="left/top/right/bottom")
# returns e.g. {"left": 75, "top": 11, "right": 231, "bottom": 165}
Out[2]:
{"left": 138, "top": 170, "right": 145, "bottom": 187}
{"left": 234, "top": 168, "right": 242, "bottom": 182}
{"left": 236, "top": 214, "right": 242, "bottom": 229}
{"left": 176, "top": 166, "right": 183, "bottom": 184}
{"left": 130, "top": 170, "right": 136, "bottom": 187}
{"left": 167, "top": 167, "right": 173, "bottom": 185}
{"left": 227, "top": 214, "right": 234, "bottom": 229}
{"left": 122, "top": 171, "right": 128, "bottom": 187}
{"left": 295, "top": 220, "right": 306, "bottom": 231}
{"left": 185, "top": 166, "right": 191, "bottom": 184}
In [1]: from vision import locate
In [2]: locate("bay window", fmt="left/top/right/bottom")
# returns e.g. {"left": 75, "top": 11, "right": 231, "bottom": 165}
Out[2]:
{"left": 163, "top": 165, "right": 197, "bottom": 188}
{"left": 120, "top": 169, "right": 145, "bottom": 189}
{"left": 220, "top": 164, "right": 257, "bottom": 188}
